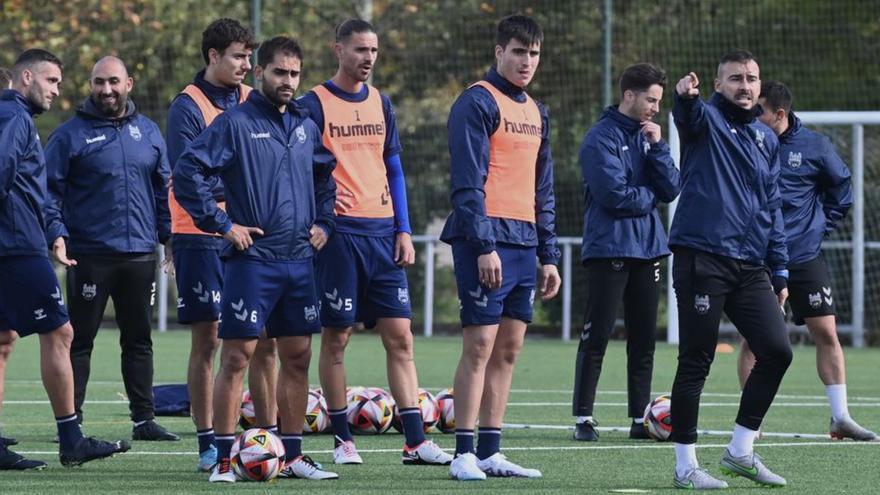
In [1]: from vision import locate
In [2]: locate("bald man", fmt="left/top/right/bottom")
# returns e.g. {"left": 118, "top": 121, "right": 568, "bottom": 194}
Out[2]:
{"left": 44, "top": 56, "right": 177, "bottom": 441}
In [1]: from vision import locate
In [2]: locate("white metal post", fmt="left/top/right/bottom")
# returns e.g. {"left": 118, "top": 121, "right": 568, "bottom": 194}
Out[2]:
{"left": 423, "top": 240, "right": 435, "bottom": 337}
{"left": 562, "top": 241, "right": 573, "bottom": 341}
{"left": 157, "top": 247, "right": 168, "bottom": 332}
{"left": 852, "top": 124, "right": 865, "bottom": 347}
{"left": 667, "top": 113, "right": 680, "bottom": 344}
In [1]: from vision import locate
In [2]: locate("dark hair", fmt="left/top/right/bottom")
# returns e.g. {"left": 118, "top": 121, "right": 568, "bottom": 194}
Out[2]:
{"left": 13, "top": 49, "right": 63, "bottom": 76}
{"left": 0, "top": 67, "right": 11, "bottom": 88}
{"left": 497, "top": 14, "right": 543, "bottom": 48}
{"left": 760, "top": 80, "right": 793, "bottom": 113}
{"left": 619, "top": 63, "right": 666, "bottom": 95}
{"left": 335, "top": 18, "right": 374, "bottom": 42}
{"left": 201, "top": 18, "right": 258, "bottom": 65}
{"left": 717, "top": 48, "right": 757, "bottom": 75}
{"left": 257, "top": 36, "right": 303, "bottom": 67}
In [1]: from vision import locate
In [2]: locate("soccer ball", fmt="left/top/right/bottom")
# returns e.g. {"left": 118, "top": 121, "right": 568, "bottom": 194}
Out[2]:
{"left": 304, "top": 388, "right": 329, "bottom": 434}
{"left": 239, "top": 389, "right": 258, "bottom": 430}
{"left": 391, "top": 387, "right": 440, "bottom": 433}
{"left": 643, "top": 395, "right": 672, "bottom": 441}
{"left": 347, "top": 388, "right": 395, "bottom": 434}
{"left": 230, "top": 428, "right": 285, "bottom": 481}
{"left": 435, "top": 388, "right": 455, "bottom": 433}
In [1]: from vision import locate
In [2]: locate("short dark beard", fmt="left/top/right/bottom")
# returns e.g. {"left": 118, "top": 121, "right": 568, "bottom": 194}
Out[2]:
{"left": 92, "top": 94, "right": 125, "bottom": 118}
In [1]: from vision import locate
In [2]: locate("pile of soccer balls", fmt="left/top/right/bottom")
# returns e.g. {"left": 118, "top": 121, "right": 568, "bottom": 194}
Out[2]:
{"left": 240, "top": 386, "right": 456, "bottom": 435}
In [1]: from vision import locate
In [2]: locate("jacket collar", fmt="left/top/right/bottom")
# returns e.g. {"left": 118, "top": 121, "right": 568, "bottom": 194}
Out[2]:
{"left": 1, "top": 89, "right": 41, "bottom": 116}
{"left": 603, "top": 105, "right": 641, "bottom": 132}
{"left": 246, "top": 90, "right": 307, "bottom": 125}
{"left": 485, "top": 66, "right": 526, "bottom": 102}
{"left": 711, "top": 92, "right": 761, "bottom": 125}
{"left": 76, "top": 96, "right": 137, "bottom": 123}
{"left": 193, "top": 69, "right": 242, "bottom": 110}
{"left": 779, "top": 111, "right": 802, "bottom": 142}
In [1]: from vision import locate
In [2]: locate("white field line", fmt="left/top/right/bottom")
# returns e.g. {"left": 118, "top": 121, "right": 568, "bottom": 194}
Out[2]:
{"left": 17, "top": 440, "right": 879, "bottom": 457}
{"left": 5, "top": 399, "right": 880, "bottom": 408}
{"left": 503, "top": 423, "right": 832, "bottom": 439}
{"left": 7, "top": 381, "right": 880, "bottom": 402}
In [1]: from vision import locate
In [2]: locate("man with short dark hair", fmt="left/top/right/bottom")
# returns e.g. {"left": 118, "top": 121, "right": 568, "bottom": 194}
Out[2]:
{"left": 572, "top": 63, "right": 679, "bottom": 442}
{"left": 0, "top": 48, "right": 130, "bottom": 470}
{"left": 298, "top": 18, "right": 452, "bottom": 467}
{"left": 174, "top": 35, "right": 339, "bottom": 483}
{"left": 0, "top": 65, "right": 15, "bottom": 449}
{"left": 45, "top": 55, "right": 178, "bottom": 444}
{"left": 668, "top": 49, "right": 792, "bottom": 489}
{"left": 739, "top": 80, "right": 875, "bottom": 440}
{"left": 442, "top": 14, "right": 560, "bottom": 481}
{"left": 166, "top": 17, "right": 279, "bottom": 472}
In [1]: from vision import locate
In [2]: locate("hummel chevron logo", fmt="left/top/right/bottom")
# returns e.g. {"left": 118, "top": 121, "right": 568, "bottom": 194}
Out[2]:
{"left": 192, "top": 282, "right": 203, "bottom": 294}
{"left": 51, "top": 286, "right": 64, "bottom": 305}
{"left": 325, "top": 288, "right": 344, "bottom": 311}
{"left": 33, "top": 308, "right": 47, "bottom": 320}
{"left": 468, "top": 286, "right": 488, "bottom": 308}
{"left": 232, "top": 299, "right": 248, "bottom": 321}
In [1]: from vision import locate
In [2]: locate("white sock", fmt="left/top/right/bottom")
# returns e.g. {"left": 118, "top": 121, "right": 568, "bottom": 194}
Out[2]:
{"left": 674, "top": 443, "right": 698, "bottom": 477}
{"left": 632, "top": 417, "right": 644, "bottom": 424}
{"left": 727, "top": 423, "right": 759, "bottom": 458}
{"left": 826, "top": 384, "right": 851, "bottom": 422}
{"left": 576, "top": 416, "right": 593, "bottom": 424}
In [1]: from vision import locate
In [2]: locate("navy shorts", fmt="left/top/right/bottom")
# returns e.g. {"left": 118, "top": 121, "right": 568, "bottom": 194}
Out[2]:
{"left": 219, "top": 257, "right": 321, "bottom": 339}
{"left": 452, "top": 243, "right": 537, "bottom": 327}
{"left": 316, "top": 232, "right": 411, "bottom": 329}
{"left": 173, "top": 248, "right": 223, "bottom": 324}
{"left": 787, "top": 255, "right": 836, "bottom": 326}
{"left": 0, "top": 255, "right": 69, "bottom": 336}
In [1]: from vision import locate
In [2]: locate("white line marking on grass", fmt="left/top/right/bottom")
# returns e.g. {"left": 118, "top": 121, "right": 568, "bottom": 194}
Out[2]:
{"left": 505, "top": 402, "right": 880, "bottom": 407}
{"left": 18, "top": 440, "right": 878, "bottom": 458}
{"left": 506, "top": 389, "right": 880, "bottom": 402}
{"left": 4, "top": 400, "right": 129, "bottom": 404}
{"left": 502, "top": 423, "right": 833, "bottom": 439}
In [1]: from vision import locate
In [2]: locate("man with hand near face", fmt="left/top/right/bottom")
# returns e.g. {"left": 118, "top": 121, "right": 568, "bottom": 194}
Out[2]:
{"left": 298, "top": 18, "right": 452, "bottom": 467}
{"left": 441, "top": 14, "right": 561, "bottom": 481}
{"left": 173, "top": 35, "right": 338, "bottom": 483}
{"left": 45, "top": 56, "right": 177, "bottom": 442}
{"left": 668, "top": 50, "right": 792, "bottom": 489}
{"left": 572, "top": 63, "right": 679, "bottom": 442}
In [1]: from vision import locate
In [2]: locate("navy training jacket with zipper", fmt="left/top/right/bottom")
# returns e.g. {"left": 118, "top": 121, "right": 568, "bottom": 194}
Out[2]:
{"left": 670, "top": 92, "right": 788, "bottom": 272}
{"left": 44, "top": 98, "right": 170, "bottom": 254}
{"left": 172, "top": 90, "right": 336, "bottom": 261}
{"left": 580, "top": 106, "right": 680, "bottom": 261}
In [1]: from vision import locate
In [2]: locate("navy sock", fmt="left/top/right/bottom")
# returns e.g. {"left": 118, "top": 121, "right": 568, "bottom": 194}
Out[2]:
{"left": 455, "top": 429, "right": 475, "bottom": 456}
{"left": 476, "top": 427, "right": 502, "bottom": 460}
{"left": 280, "top": 433, "right": 302, "bottom": 462}
{"left": 399, "top": 407, "right": 427, "bottom": 448}
{"left": 56, "top": 414, "right": 84, "bottom": 450}
{"left": 216, "top": 434, "right": 235, "bottom": 462}
{"left": 328, "top": 407, "right": 353, "bottom": 444}
{"left": 196, "top": 428, "right": 215, "bottom": 454}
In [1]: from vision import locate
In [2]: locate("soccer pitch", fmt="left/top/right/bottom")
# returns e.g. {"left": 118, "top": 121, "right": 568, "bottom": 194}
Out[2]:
{"left": 2, "top": 331, "right": 879, "bottom": 493}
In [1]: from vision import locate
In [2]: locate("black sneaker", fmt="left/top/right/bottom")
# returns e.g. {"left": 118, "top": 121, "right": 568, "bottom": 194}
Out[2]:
{"left": 132, "top": 420, "right": 180, "bottom": 441}
{"left": 573, "top": 419, "right": 599, "bottom": 441}
{"left": 59, "top": 436, "right": 131, "bottom": 467}
{"left": 0, "top": 435, "right": 18, "bottom": 446}
{"left": 0, "top": 448, "right": 47, "bottom": 470}
{"left": 629, "top": 420, "right": 651, "bottom": 440}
